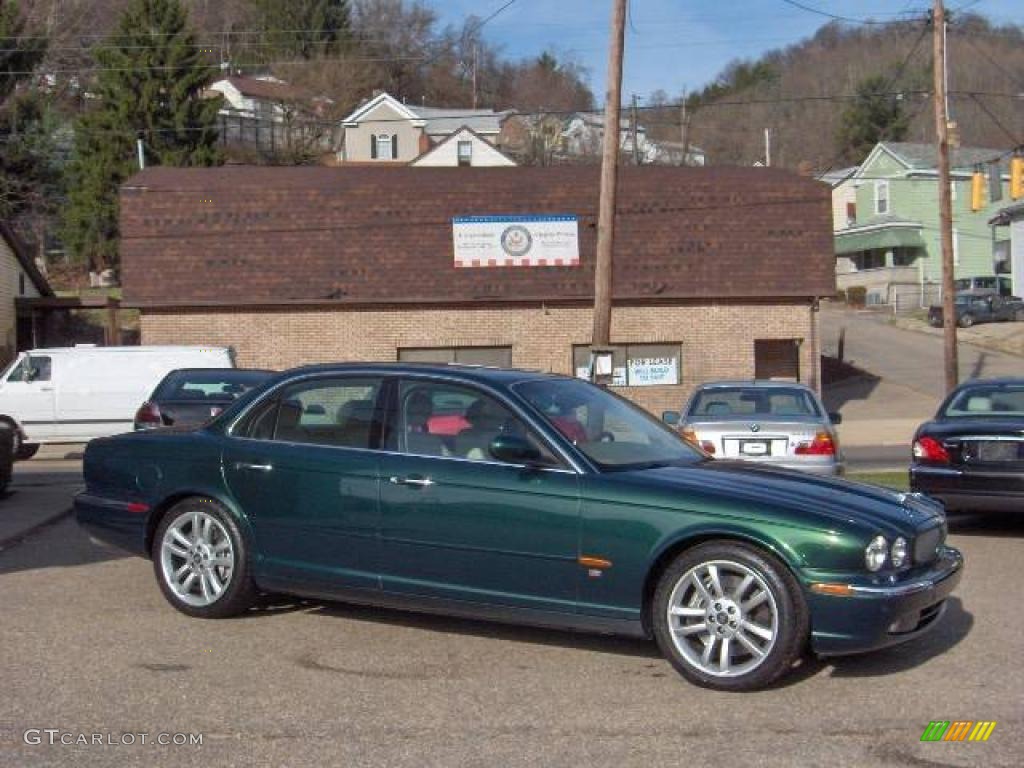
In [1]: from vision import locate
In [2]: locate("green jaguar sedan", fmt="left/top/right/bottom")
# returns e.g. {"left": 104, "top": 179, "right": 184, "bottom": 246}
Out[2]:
{"left": 76, "top": 363, "right": 963, "bottom": 691}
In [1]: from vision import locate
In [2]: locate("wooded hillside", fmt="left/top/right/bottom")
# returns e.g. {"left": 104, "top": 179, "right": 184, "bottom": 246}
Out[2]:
{"left": 643, "top": 15, "right": 1024, "bottom": 172}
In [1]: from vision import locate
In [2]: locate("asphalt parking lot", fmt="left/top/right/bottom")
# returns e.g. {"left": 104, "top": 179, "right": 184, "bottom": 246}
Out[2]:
{"left": 0, "top": 463, "right": 1021, "bottom": 767}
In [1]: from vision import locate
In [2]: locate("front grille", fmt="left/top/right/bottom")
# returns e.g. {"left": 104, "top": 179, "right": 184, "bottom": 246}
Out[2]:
{"left": 914, "top": 524, "right": 945, "bottom": 564}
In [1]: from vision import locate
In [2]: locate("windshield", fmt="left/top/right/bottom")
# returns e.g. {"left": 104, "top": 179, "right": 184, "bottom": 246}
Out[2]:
{"left": 154, "top": 370, "right": 273, "bottom": 401}
{"left": 941, "top": 384, "right": 1024, "bottom": 418}
{"left": 687, "top": 386, "right": 822, "bottom": 420}
{"left": 514, "top": 378, "right": 702, "bottom": 469}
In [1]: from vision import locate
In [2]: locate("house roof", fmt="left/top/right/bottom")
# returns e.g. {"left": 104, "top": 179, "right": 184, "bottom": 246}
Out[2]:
{"left": 0, "top": 221, "right": 54, "bottom": 297}
{"left": 410, "top": 125, "right": 517, "bottom": 166}
{"left": 834, "top": 214, "right": 926, "bottom": 255}
{"left": 989, "top": 201, "right": 1024, "bottom": 226}
{"left": 212, "top": 76, "right": 307, "bottom": 104}
{"left": 878, "top": 142, "right": 1012, "bottom": 174}
{"left": 118, "top": 165, "right": 834, "bottom": 309}
{"left": 341, "top": 91, "right": 508, "bottom": 134}
{"left": 409, "top": 105, "right": 510, "bottom": 135}
{"left": 817, "top": 166, "right": 858, "bottom": 186}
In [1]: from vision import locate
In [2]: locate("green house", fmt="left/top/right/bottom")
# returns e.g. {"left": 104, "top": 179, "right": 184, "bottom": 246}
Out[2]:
{"left": 833, "top": 142, "right": 1013, "bottom": 309}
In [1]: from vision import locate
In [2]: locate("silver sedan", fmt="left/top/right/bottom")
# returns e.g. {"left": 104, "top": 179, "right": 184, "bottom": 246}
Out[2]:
{"left": 663, "top": 381, "right": 844, "bottom": 476}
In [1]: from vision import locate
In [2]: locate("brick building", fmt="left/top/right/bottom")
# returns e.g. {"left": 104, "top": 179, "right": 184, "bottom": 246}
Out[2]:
{"left": 120, "top": 166, "right": 834, "bottom": 414}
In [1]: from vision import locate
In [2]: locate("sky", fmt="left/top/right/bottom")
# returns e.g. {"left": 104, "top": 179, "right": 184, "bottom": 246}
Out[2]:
{"left": 431, "top": 0, "right": 1024, "bottom": 104}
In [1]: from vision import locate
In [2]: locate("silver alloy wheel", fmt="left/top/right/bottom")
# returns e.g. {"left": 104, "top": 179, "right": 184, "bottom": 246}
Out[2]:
{"left": 665, "top": 559, "right": 779, "bottom": 677}
{"left": 159, "top": 510, "right": 235, "bottom": 608}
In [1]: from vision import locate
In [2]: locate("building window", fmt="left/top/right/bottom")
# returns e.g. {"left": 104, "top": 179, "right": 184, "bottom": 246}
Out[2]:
{"left": 754, "top": 339, "right": 801, "bottom": 382}
{"left": 398, "top": 346, "right": 513, "bottom": 368}
{"left": 572, "top": 344, "right": 681, "bottom": 387}
{"left": 457, "top": 140, "right": 473, "bottom": 166}
{"left": 373, "top": 134, "right": 392, "bottom": 160}
{"left": 845, "top": 201, "right": 856, "bottom": 227}
{"left": 874, "top": 180, "right": 889, "bottom": 215}
{"left": 18, "top": 272, "right": 26, "bottom": 295}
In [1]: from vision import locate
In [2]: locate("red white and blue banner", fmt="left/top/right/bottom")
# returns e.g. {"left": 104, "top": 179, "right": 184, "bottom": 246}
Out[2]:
{"left": 452, "top": 215, "right": 580, "bottom": 268}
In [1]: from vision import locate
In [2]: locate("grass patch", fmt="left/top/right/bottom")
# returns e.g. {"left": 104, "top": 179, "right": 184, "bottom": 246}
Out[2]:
{"left": 847, "top": 471, "right": 909, "bottom": 490}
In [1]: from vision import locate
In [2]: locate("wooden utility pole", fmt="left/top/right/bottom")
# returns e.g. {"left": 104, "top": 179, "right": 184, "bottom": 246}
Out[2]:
{"left": 933, "top": 0, "right": 958, "bottom": 393}
{"left": 630, "top": 94, "right": 641, "bottom": 165}
{"left": 592, "top": 0, "right": 628, "bottom": 350}
{"left": 679, "top": 102, "right": 690, "bottom": 166}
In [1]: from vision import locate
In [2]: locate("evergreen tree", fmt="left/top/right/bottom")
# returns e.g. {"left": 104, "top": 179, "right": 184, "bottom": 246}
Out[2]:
{"left": 61, "top": 0, "right": 222, "bottom": 272}
{"left": 0, "top": 0, "right": 50, "bottom": 217}
{"left": 836, "top": 74, "right": 910, "bottom": 165}
{"left": 256, "top": 0, "right": 351, "bottom": 61}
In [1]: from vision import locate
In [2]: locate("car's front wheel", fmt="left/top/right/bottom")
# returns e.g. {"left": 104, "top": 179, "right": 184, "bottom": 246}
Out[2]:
{"left": 152, "top": 498, "right": 257, "bottom": 618}
{"left": 958, "top": 313, "right": 975, "bottom": 328}
{"left": 652, "top": 542, "right": 808, "bottom": 691}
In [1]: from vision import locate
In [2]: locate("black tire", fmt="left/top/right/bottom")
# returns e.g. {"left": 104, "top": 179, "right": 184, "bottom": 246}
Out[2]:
{"left": 958, "top": 313, "right": 974, "bottom": 328}
{"left": 151, "top": 498, "right": 258, "bottom": 619}
{"left": 651, "top": 541, "right": 808, "bottom": 691}
{"left": 15, "top": 443, "right": 39, "bottom": 461}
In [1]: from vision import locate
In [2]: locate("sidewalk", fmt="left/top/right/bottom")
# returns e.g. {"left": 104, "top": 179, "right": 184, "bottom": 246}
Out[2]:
{"left": 0, "top": 459, "right": 83, "bottom": 550}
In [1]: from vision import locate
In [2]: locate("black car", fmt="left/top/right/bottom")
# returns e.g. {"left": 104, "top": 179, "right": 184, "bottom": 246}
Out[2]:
{"left": 134, "top": 368, "right": 274, "bottom": 430}
{"left": 911, "top": 378, "right": 1024, "bottom": 512}
{"left": 928, "top": 293, "right": 1024, "bottom": 328}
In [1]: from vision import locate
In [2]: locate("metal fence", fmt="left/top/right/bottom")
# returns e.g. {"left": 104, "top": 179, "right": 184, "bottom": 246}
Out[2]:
{"left": 217, "top": 110, "right": 340, "bottom": 155}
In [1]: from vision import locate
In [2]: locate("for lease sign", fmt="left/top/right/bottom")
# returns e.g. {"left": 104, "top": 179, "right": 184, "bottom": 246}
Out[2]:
{"left": 627, "top": 357, "right": 679, "bottom": 386}
{"left": 452, "top": 215, "right": 580, "bottom": 268}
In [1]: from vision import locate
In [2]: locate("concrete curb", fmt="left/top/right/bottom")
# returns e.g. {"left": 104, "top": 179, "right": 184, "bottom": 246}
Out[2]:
{"left": 0, "top": 506, "right": 73, "bottom": 552}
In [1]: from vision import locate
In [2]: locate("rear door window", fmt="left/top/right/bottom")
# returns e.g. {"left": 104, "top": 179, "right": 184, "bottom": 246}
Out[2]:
{"left": 239, "top": 378, "right": 385, "bottom": 450}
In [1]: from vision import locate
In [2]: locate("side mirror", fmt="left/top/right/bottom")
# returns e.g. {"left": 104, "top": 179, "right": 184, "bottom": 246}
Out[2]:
{"left": 661, "top": 410, "right": 681, "bottom": 426}
{"left": 489, "top": 434, "right": 542, "bottom": 465}
{"left": 828, "top": 412, "right": 843, "bottom": 425}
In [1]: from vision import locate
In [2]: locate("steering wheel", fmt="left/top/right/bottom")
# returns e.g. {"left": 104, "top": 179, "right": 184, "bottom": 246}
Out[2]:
{"left": 598, "top": 431, "right": 616, "bottom": 443}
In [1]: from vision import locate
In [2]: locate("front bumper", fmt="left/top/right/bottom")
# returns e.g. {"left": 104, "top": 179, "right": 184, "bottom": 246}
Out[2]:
{"left": 911, "top": 464, "right": 1024, "bottom": 512}
{"left": 806, "top": 546, "right": 964, "bottom": 656}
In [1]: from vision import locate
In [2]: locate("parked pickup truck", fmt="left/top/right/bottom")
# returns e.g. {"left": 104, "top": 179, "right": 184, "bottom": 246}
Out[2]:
{"left": 929, "top": 292, "right": 1024, "bottom": 328}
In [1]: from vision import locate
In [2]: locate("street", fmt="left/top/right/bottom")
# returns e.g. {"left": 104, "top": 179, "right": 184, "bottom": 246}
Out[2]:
{"left": 1, "top": 463, "right": 1021, "bottom": 767}
{"left": 821, "top": 306, "right": 1024, "bottom": 402}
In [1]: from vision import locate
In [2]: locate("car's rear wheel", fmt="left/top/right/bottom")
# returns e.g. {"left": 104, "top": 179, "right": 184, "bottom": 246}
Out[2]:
{"left": 153, "top": 498, "right": 257, "bottom": 618}
{"left": 652, "top": 541, "right": 807, "bottom": 691}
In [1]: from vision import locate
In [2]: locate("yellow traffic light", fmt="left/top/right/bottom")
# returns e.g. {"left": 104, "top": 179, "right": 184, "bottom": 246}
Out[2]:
{"left": 971, "top": 171, "right": 985, "bottom": 211}
{"left": 1012, "top": 156, "right": 1024, "bottom": 201}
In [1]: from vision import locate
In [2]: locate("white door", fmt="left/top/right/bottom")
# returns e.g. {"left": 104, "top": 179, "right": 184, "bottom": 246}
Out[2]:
{"left": 0, "top": 354, "right": 56, "bottom": 442}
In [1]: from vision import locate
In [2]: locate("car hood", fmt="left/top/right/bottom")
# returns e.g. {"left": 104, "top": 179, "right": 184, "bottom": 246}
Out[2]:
{"left": 616, "top": 460, "right": 942, "bottom": 532}
{"left": 917, "top": 417, "right": 1024, "bottom": 439}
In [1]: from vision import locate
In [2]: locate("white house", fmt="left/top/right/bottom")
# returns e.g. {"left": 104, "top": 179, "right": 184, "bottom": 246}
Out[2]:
{"left": 411, "top": 126, "right": 516, "bottom": 167}
{"left": 0, "top": 222, "right": 52, "bottom": 366}
{"left": 560, "top": 113, "right": 705, "bottom": 166}
{"left": 206, "top": 76, "right": 308, "bottom": 120}
{"left": 339, "top": 91, "right": 512, "bottom": 164}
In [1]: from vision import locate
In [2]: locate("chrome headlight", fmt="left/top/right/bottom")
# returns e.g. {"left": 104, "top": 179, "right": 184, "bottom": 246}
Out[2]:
{"left": 891, "top": 537, "right": 909, "bottom": 568}
{"left": 865, "top": 535, "right": 888, "bottom": 572}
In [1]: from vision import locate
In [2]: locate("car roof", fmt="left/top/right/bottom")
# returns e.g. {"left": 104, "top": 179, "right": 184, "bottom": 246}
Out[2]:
{"left": 277, "top": 362, "right": 562, "bottom": 387}
{"left": 955, "top": 377, "right": 1024, "bottom": 388}
{"left": 693, "top": 380, "right": 814, "bottom": 391}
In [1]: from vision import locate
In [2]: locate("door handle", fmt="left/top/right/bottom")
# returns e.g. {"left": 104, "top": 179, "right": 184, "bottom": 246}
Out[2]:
{"left": 389, "top": 475, "right": 434, "bottom": 488}
{"left": 235, "top": 462, "right": 273, "bottom": 472}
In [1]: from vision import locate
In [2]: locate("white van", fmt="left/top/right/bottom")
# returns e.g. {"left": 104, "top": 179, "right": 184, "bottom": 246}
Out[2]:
{"left": 0, "top": 346, "right": 233, "bottom": 458}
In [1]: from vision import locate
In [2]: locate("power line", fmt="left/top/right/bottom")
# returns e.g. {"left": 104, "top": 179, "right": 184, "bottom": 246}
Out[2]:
{"left": 776, "top": 0, "right": 893, "bottom": 25}
{"left": 968, "top": 93, "right": 1023, "bottom": 146}
{"left": 953, "top": 27, "right": 1024, "bottom": 91}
